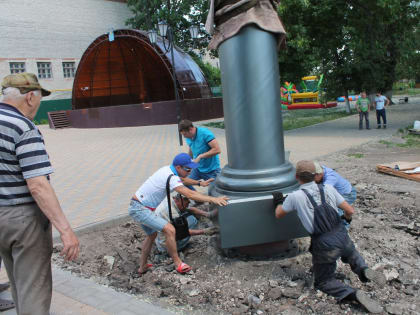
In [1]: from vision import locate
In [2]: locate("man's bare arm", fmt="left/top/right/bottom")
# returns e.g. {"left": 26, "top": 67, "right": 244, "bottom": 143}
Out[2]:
{"left": 27, "top": 176, "right": 79, "bottom": 261}
{"left": 193, "top": 139, "right": 221, "bottom": 163}
{"left": 338, "top": 200, "right": 354, "bottom": 219}
{"left": 175, "top": 185, "right": 228, "bottom": 206}
{"left": 181, "top": 177, "right": 214, "bottom": 187}
{"left": 187, "top": 206, "right": 210, "bottom": 217}
{"left": 275, "top": 205, "right": 288, "bottom": 219}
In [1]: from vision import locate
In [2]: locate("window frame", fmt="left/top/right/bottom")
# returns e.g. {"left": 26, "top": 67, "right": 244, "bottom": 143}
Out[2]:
{"left": 37, "top": 62, "right": 53, "bottom": 79}
{"left": 62, "top": 61, "right": 76, "bottom": 79}
{"left": 9, "top": 62, "right": 26, "bottom": 74}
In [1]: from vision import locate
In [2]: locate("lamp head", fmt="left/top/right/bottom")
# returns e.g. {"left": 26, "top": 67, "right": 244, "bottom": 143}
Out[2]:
{"left": 189, "top": 25, "right": 199, "bottom": 39}
{"left": 158, "top": 20, "right": 168, "bottom": 37}
{"left": 147, "top": 29, "right": 157, "bottom": 44}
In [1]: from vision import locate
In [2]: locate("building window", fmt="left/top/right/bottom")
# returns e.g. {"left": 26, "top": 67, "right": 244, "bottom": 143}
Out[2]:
{"left": 63, "top": 62, "right": 76, "bottom": 78}
{"left": 37, "top": 62, "right": 52, "bottom": 79}
{"left": 9, "top": 62, "right": 26, "bottom": 74}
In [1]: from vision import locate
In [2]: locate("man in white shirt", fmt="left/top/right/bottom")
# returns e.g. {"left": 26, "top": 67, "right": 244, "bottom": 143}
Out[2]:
{"left": 129, "top": 153, "right": 228, "bottom": 275}
{"left": 374, "top": 91, "right": 390, "bottom": 129}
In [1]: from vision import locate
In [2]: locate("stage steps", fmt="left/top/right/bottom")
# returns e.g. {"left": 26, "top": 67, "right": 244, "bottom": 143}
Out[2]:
{"left": 48, "top": 111, "right": 71, "bottom": 129}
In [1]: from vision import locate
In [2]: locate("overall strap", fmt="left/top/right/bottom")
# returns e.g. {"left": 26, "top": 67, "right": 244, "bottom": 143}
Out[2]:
{"left": 166, "top": 174, "right": 175, "bottom": 223}
{"left": 301, "top": 189, "right": 319, "bottom": 208}
{"left": 317, "top": 184, "right": 327, "bottom": 205}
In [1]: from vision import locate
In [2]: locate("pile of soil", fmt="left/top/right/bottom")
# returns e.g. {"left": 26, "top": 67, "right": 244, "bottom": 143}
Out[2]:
{"left": 53, "top": 138, "right": 420, "bottom": 314}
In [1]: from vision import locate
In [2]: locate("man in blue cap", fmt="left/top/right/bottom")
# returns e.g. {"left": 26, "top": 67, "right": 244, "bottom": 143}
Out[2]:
{"left": 129, "top": 153, "right": 228, "bottom": 275}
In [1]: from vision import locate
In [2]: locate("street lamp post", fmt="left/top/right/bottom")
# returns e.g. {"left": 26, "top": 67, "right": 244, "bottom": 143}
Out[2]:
{"left": 148, "top": 22, "right": 199, "bottom": 146}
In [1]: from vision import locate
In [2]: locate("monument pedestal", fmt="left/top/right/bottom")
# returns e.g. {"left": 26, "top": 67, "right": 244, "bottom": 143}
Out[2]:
{"left": 211, "top": 25, "right": 308, "bottom": 251}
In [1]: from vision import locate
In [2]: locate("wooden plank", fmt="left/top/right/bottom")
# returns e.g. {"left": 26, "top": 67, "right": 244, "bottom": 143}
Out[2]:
{"left": 376, "top": 165, "right": 420, "bottom": 183}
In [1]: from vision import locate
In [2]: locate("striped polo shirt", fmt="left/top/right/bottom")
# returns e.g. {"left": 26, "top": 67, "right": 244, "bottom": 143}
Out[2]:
{"left": 0, "top": 103, "right": 53, "bottom": 206}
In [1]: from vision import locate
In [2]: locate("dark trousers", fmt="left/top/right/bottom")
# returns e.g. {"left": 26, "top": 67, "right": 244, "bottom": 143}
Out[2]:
{"left": 311, "top": 232, "right": 368, "bottom": 301}
{"left": 359, "top": 111, "right": 369, "bottom": 129}
{"left": 376, "top": 109, "right": 387, "bottom": 126}
{"left": 0, "top": 203, "right": 52, "bottom": 315}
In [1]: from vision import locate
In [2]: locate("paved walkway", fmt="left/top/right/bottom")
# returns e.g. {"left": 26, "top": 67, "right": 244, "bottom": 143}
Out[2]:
{"left": 43, "top": 99, "right": 419, "bottom": 231}
{"left": 0, "top": 267, "right": 174, "bottom": 315}
{"left": 0, "top": 98, "right": 418, "bottom": 314}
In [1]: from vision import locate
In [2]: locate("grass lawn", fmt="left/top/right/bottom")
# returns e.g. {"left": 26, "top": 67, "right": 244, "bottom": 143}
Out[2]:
{"left": 392, "top": 88, "right": 420, "bottom": 95}
{"left": 203, "top": 107, "right": 357, "bottom": 131}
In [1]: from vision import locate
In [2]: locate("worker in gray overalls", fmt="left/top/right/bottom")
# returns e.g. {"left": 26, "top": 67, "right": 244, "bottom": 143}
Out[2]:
{"left": 274, "top": 160, "right": 385, "bottom": 313}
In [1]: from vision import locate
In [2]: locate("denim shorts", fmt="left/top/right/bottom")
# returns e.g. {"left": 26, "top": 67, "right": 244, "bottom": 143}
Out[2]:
{"left": 189, "top": 168, "right": 221, "bottom": 181}
{"left": 342, "top": 186, "right": 357, "bottom": 205}
{"left": 186, "top": 168, "right": 221, "bottom": 191}
{"left": 128, "top": 200, "right": 168, "bottom": 235}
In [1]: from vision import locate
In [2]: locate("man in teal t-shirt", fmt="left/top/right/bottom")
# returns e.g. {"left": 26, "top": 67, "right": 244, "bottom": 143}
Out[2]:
{"left": 355, "top": 91, "right": 371, "bottom": 130}
{"left": 179, "top": 120, "right": 221, "bottom": 190}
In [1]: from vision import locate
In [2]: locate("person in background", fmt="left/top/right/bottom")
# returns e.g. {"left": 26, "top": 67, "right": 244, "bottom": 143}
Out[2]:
{"left": 374, "top": 91, "right": 390, "bottom": 129}
{"left": 355, "top": 91, "right": 371, "bottom": 130}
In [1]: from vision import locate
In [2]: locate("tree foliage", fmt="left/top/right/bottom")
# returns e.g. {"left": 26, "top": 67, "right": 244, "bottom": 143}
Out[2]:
{"left": 190, "top": 54, "right": 221, "bottom": 87}
{"left": 277, "top": 0, "right": 419, "bottom": 99}
{"left": 126, "top": 0, "right": 210, "bottom": 52}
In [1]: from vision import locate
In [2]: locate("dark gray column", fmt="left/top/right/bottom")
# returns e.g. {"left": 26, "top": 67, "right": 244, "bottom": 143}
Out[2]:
{"left": 214, "top": 25, "right": 297, "bottom": 195}
{"left": 210, "top": 25, "right": 307, "bottom": 249}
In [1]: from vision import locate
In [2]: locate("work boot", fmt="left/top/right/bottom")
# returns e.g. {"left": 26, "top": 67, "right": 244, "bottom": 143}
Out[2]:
{"left": 383, "top": 125, "right": 387, "bottom": 129}
{"left": 377, "top": 125, "right": 381, "bottom": 129}
{"left": 362, "top": 268, "right": 386, "bottom": 286}
{"left": 355, "top": 290, "right": 383, "bottom": 313}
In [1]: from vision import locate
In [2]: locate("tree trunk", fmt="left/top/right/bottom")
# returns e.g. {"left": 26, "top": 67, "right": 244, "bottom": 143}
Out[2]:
{"left": 384, "top": 90, "right": 394, "bottom": 105}
{"left": 344, "top": 90, "right": 351, "bottom": 113}
{"left": 368, "top": 92, "right": 376, "bottom": 111}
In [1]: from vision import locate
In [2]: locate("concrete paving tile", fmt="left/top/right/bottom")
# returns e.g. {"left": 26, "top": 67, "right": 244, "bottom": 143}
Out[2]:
{"left": 112, "top": 311, "right": 138, "bottom": 315}
{"left": 123, "top": 301, "right": 175, "bottom": 315}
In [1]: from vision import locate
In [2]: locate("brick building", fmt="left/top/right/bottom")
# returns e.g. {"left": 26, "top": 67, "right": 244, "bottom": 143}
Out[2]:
{"left": 1, "top": 0, "right": 132, "bottom": 99}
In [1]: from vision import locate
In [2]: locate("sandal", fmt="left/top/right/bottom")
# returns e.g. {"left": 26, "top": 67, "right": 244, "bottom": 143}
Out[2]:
{"left": 138, "top": 263, "right": 153, "bottom": 275}
{"left": 0, "top": 298, "right": 15, "bottom": 311}
{"left": 176, "top": 262, "right": 192, "bottom": 274}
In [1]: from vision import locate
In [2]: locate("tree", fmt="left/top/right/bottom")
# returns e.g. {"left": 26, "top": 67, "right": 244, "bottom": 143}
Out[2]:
{"left": 349, "top": 0, "right": 420, "bottom": 100}
{"left": 277, "top": 0, "right": 419, "bottom": 107}
{"left": 277, "top": 0, "right": 318, "bottom": 84}
{"left": 191, "top": 54, "right": 221, "bottom": 87}
{"left": 126, "top": 0, "right": 210, "bottom": 52}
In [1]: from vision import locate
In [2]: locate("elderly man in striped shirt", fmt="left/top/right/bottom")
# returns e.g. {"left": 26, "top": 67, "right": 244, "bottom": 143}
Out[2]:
{"left": 0, "top": 73, "right": 79, "bottom": 315}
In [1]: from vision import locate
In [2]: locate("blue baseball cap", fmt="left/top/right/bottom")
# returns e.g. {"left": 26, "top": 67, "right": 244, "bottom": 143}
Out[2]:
{"left": 172, "top": 153, "right": 199, "bottom": 169}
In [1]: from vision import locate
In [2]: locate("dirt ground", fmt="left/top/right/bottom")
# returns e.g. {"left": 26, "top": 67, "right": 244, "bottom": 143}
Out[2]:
{"left": 53, "top": 135, "right": 420, "bottom": 315}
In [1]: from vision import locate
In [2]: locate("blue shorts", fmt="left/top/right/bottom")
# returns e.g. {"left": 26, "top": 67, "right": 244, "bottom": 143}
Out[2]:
{"left": 128, "top": 200, "right": 168, "bottom": 235}
{"left": 341, "top": 186, "right": 357, "bottom": 205}
{"left": 189, "top": 168, "right": 221, "bottom": 181}
{"left": 187, "top": 168, "right": 221, "bottom": 191}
